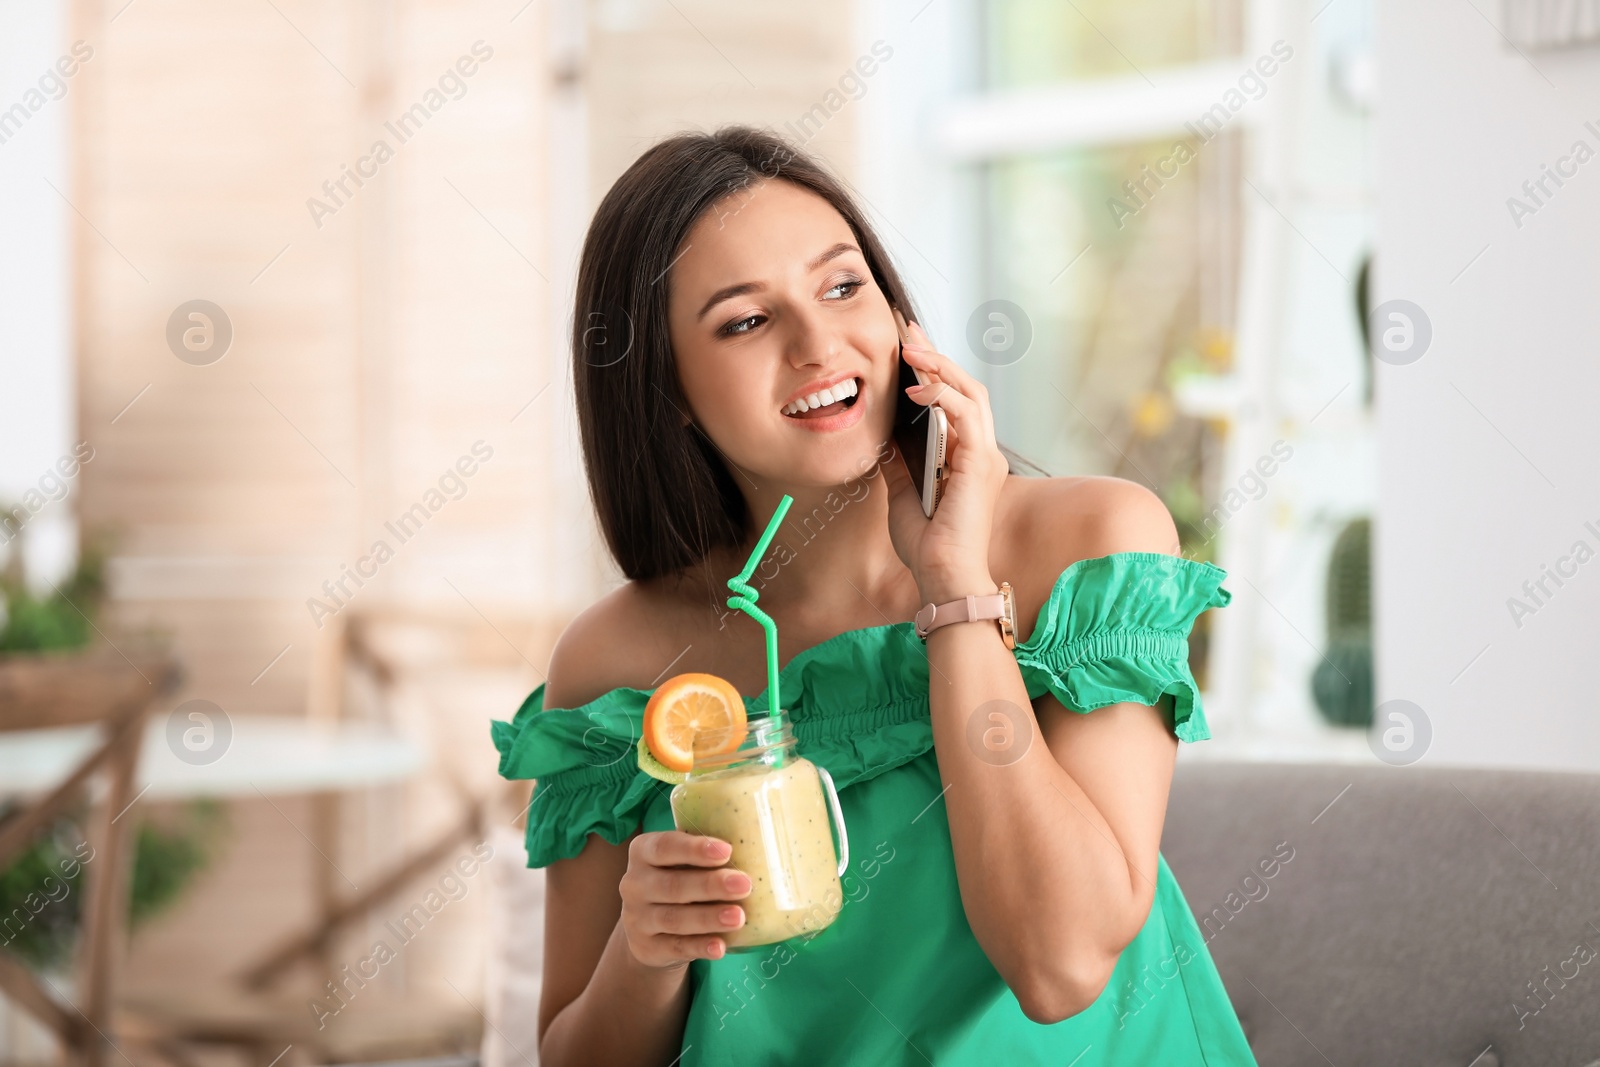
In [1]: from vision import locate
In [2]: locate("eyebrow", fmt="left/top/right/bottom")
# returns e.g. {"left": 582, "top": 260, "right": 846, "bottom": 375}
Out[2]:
{"left": 695, "top": 242, "right": 861, "bottom": 322}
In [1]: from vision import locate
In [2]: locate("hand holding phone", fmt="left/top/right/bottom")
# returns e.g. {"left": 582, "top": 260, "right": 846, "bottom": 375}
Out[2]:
{"left": 890, "top": 307, "right": 948, "bottom": 518}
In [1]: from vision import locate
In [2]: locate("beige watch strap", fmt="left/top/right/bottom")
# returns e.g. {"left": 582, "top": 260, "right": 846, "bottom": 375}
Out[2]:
{"left": 914, "top": 588, "right": 1008, "bottom": 640}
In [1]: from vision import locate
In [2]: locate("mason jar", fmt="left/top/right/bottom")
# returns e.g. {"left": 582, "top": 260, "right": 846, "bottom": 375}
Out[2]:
{"left": 669, "top": 713, "right": 849, "bottom": 950}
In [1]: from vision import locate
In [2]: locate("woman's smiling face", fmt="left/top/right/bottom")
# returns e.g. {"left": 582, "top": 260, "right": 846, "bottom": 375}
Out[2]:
{"left": 666, "top": 178, "right": 899, "bottom": 490}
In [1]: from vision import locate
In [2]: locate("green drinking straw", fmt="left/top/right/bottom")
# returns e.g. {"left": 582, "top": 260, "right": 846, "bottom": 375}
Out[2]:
{"left": 726, "top": 494, "right": 794, "bottom": 736}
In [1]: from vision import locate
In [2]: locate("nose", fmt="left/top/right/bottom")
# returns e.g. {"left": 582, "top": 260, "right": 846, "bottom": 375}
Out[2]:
{"left": 782, "top": 301, "right": 843, "bottom": 370}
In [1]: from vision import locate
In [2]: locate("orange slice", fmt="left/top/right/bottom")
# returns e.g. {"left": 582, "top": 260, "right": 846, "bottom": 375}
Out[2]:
{"left": 643, "top": 673, "right": 748, "bottom": 772}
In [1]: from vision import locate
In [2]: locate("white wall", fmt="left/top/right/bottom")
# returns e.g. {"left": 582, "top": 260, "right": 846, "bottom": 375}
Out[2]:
{"left": 1377, "top": 0, "right": 1600, "bottom": 770}
{"left": 0, "top": 0, "right": 75, "bottom": 591}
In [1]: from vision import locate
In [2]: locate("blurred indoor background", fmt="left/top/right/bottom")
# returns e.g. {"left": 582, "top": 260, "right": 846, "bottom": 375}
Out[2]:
{"left": 2, "top": 0, "right": 1596, "bottom": 1063}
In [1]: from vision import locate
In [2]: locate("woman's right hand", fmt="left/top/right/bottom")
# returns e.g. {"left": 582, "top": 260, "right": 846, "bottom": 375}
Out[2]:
{"left": 619, "top": 830, "right": 751, "bottom": 968}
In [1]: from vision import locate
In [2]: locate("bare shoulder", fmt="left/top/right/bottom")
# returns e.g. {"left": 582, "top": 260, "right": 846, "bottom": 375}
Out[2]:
{"left": 996, "top": 475, "right": 1180, "bottom": 641}
{"left": 543, "top": 579, "right": 695, "bottom": 711}
{"left": 1000, "top": 473, "right": 1179, "bottom": 561}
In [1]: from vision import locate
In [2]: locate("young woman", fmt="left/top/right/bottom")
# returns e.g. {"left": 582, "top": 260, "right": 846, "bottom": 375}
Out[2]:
{"left": 491, "top": 126, "right": 1256, "bottom": 1065}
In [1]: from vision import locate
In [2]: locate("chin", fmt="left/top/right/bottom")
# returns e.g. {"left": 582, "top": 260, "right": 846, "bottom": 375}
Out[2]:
{"left": 781, "top": 433, "right": 896, "bottom": 493}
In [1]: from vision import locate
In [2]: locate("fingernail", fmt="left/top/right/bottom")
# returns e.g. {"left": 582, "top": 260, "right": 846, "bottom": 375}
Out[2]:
{"left": 727, "top": 872, "right": 752, "bottom": 894}
{"left": 720, "top": 906, "right": 743, "bottom": 926}
{"left": 706, "top": 939, "right": 724, "bottom": 958}
{"left": 707, "top": 839, "right": 731, "bottom": 859}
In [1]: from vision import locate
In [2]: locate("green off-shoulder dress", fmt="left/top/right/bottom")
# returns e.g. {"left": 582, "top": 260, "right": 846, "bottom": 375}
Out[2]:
{"left": 491, "top": 552, "right": 1258, "bottom": 1066}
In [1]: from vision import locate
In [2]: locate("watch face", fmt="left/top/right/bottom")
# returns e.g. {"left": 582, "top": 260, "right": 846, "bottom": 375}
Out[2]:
{"left": 999, "top": 582, "right": 1017, "bottom": 648}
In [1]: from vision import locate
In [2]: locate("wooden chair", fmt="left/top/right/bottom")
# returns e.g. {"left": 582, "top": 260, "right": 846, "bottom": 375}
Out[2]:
{"left": 234, "top": 607, "right": 540, "bottom": 991}
{"left": 0, "top": 645, "right": 182, "bottom": 1067}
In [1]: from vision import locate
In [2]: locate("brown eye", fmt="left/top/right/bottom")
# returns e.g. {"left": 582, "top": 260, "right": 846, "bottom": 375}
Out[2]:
{"left": 719, "top": 313, "right": 764, "bottom": 337}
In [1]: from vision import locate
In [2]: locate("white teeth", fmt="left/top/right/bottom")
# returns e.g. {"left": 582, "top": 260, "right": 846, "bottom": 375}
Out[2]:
{"left": 783, "top": 377, "right": 858, "bottom": 416}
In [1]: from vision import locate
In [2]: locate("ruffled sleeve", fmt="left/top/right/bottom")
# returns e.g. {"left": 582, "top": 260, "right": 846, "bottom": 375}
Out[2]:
{"left": 1012, "top": 552, "right": 1230, "bottom": 742}
{"left": 490, "top": 683, "right": 660, "bottom": 868}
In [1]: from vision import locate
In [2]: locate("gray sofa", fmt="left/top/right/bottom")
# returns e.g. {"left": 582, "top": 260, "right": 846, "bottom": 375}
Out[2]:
{"left": 1160, "top": 761, "right": 1600, "bottom": 1066}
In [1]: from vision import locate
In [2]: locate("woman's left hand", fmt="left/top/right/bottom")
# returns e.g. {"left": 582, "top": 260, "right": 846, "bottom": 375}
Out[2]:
{"left": 883, "top": 319, "right": 1009, "bottom": 604}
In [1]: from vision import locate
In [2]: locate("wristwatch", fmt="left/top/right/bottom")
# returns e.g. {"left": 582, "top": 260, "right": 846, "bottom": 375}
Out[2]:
{"left": 914, "top": 581, "right": 1017, "bottom": 649}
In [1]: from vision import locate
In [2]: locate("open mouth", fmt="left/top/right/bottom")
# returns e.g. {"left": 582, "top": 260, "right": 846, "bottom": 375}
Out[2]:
{"left": 781, "top": 377, "right": 861, "bottom": 420}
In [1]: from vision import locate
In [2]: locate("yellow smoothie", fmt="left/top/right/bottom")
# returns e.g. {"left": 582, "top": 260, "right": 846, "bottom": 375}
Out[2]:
{"left": 671, "top": 756, "right": 843, "bottom": 949}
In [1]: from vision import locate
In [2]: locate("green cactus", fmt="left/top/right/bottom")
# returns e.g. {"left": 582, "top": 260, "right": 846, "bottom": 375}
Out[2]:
{"left": 1326, "top": 518, "right": 1371, "bottom": 635}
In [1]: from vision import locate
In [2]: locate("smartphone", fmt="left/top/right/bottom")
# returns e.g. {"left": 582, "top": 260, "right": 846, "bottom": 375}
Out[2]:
{"left": 891, "top": 307, "right": 948, "bottom": 518}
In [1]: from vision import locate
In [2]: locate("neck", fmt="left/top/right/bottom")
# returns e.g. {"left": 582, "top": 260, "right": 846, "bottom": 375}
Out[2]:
{"left": 712, "top": 463, "right": 912, "bottom": 629}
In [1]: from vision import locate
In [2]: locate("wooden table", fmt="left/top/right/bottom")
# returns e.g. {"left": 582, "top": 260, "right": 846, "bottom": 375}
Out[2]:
{"left": 0, "top": 714, "right": 423, "bottom": 800}
{"left": 0, "top": 653, "right": 432, "bottom": 1067}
